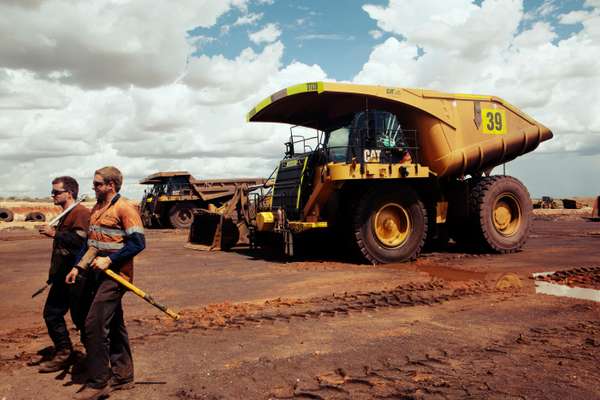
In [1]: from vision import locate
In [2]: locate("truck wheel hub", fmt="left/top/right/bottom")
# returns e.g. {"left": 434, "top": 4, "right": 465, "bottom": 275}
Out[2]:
{"left": 492, "top": 194, "right": 521, "bottom": 236}
{"left": 374, "top": 203, "right": 410, "bottom": 247}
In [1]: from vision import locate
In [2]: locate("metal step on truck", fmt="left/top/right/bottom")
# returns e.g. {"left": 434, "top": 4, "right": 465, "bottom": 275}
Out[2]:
{"left": 139, "top": 171, "right": 266, "bottom": 229}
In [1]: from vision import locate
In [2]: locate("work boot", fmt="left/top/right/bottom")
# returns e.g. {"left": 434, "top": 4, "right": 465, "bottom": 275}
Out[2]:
{"left": 27, "top": 352, "right": 51, "bottom": 366}
{"left": 109, "top": 376, "right": 135, "bottom": 392}
{"left": 73, "top": 385, "right": 110, "bottom": 400}
{"left": 38, "top": 348, "right": 72, "bottom": 373}
{"left": 70, "top": 352, "right": 87, "bottom": 375}
{"left": 27, "top": 346, "right": 55, "bottom": 366}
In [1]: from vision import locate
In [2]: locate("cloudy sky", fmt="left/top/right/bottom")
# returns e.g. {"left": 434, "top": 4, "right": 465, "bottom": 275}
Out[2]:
{"left": 1, "top": 0, "right": 599, "bottom": 199}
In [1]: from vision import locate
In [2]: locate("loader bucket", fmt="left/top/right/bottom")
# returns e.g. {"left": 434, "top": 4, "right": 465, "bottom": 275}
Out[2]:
{"left": 188, "top": 209, "right": 239, "bottom": 251}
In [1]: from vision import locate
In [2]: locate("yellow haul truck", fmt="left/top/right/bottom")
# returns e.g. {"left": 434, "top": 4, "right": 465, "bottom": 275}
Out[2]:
{"left": 140, "top": 171, "right": 266, "bottom": 229}
{"left": 190, "top": 82, "right": 553, "bottom": 263}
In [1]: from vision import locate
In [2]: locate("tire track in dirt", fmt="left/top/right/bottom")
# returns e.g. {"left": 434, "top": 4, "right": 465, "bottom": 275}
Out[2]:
{"left": 0, "top": 279, "right": 514, "bottom": 372}
{"left": 130, "top": 279, "right": 509, "bottom": 345}
{"left": 176, "top": 320, "right": 600, "bottom": 400}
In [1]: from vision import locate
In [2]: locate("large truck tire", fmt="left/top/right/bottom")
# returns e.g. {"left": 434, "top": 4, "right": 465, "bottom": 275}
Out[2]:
{"left": 469, "top": 176, "right": 531, "bottom": 253}
{"left": 168, "top": 203, "right": 196, "bottom": 229}
{"left": 0, "top": 208, "right": 14, "bottom": 222}
{"left": 25, "top": 211, "right": 46, "bottom": 222}
{"left": 353, "top": 186, "right": 427, "bottom": 264}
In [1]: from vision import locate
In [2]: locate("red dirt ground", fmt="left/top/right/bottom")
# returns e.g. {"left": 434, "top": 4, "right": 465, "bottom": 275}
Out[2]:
{"left": 0, "top": 217, "right": 599, "bottom": 399}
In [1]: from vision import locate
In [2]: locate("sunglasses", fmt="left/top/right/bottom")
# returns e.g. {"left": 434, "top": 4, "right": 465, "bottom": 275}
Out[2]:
{"left": 93, "top": 181, "right": 106, "bottom": 188}
{"left": 51, "top": 189, "right": 68, "bottom": 196}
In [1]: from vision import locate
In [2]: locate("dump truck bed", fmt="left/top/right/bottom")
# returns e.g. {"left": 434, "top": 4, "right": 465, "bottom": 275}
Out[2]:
{"left": 248, "top": 82, "right": 553, "bottom": 178}
{"left": 190, "top": 178, "right": 268, "bottom": 201}
{"left": 140, "top": 171, "right": 267, "bottom": 202}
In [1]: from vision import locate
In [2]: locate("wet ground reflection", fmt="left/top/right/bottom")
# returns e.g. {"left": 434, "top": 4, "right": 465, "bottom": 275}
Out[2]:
{"left": 533, "top": 271, "right": 600, "bottom": 302}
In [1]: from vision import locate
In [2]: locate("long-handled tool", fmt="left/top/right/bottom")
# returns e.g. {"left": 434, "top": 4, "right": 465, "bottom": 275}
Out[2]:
{"left": 48, "top": 199, "right": 84, "bottom": 227}
{"left": 32, "top": 284, "right": 49, "bottom": 298}
{"left": 78, "top": 248, "right": 180, "bottom": 320}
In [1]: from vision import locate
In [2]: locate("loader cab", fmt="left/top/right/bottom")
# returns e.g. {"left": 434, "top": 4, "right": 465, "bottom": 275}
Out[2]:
{"left": 149, "top": 183, "right": 166, "bottom": 197}
{"left": 141, "top": 183, "right": 165, "bottom": 210}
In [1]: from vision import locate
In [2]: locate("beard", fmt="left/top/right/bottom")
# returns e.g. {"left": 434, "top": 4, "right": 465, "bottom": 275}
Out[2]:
{"left": 53, "top": 195, "right": 66, "bottom": 207}
{"left": 95, "top": 191, "right": 107, "bottom": 202}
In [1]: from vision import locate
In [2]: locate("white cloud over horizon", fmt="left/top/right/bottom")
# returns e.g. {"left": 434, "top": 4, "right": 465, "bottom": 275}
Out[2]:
{"left": 358, "top": 0, "right": 600, "bottom": 159}
{"left": 248, "top": 23, "right": 281, "bottom": 45}
{"left": 0, "top": 1, "right": 323, "bottom": 198}
{"left": 0, "top": 0, "right": 599, "bottom": 199}
{"left": 234, "top": 12, "right": 263, "bottom": 26}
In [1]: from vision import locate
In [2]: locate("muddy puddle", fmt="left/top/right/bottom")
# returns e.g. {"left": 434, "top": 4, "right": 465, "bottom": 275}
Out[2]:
{"left": 533, "top": 271, "right": 600, "bottom": 302}
{"left": 416, "top": 264, "right": 600, "bottom": 302}
{"left": 413, "top": 263, "right": 600, "bottom": 302}
{"left": 414, "top": 264, "right": 523, "bottom": 290}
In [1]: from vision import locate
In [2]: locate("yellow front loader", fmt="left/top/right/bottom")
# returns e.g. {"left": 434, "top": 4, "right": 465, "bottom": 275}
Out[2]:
{"left": 189, "top": 82, "right": 553, "bottom": 264}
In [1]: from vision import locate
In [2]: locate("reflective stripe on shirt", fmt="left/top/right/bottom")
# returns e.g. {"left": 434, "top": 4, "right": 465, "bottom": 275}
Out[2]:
{"left": 125, "top": 226, "right": 145, "bottom": 235}
{"left": 88, "top": 239, "right": 125, "bottom": 250}
{"left": 90, "top": 224, "right": 143, "bottom": 237}
{"left": 89, "top": 225, "right": 125, "bottom": 237}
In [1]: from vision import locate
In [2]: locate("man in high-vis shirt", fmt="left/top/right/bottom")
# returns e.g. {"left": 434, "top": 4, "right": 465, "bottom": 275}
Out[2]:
{"left": 66, "top": 166, "right": 145, "bottom": 400}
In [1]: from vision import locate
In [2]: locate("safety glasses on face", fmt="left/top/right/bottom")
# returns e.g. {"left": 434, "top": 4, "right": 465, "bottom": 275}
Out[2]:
{"left": 51, "top": 189, "right": 68, "bottom": 196}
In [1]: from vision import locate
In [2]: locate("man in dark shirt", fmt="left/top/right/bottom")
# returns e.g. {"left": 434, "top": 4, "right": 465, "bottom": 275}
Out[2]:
{"left": 37, "top": 176, "right": 91, "bottom": 373}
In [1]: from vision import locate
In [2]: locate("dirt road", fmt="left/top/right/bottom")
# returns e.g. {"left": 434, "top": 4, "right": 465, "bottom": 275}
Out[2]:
{"left": 0, "top": 217, "right": 599, "bottom": 399}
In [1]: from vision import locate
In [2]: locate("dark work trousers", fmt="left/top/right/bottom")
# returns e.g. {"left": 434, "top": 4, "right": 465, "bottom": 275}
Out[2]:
{"left": 43, "top": 280, "right": 73, "bottom": 351}
{"left": 43, "top": 274, "right": 91, "bottom": 351}
{"left": 85, "top": 275, "right": 133, "bottom": 388}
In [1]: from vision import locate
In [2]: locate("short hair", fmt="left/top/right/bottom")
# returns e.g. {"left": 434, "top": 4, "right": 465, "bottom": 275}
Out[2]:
{"left": 52, "top": 176, "right": 79, "bottom": 198}
{"left": 94, "top": 166, "right": 123, "bottom": 193}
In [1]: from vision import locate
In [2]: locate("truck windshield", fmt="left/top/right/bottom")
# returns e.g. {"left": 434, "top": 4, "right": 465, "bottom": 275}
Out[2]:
{"left": 353, "top": 110, "right": 406, "bottom": 148}
{"left": 325, "top": 110, "right": 407, "bottom": 162}
{"left": 152, "top": 184, "right": 166, "bottom": 196}
{"left": 327, "top": 127, "right": 350, "bottom": 162}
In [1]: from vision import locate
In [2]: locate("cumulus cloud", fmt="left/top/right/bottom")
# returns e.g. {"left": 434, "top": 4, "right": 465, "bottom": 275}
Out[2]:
{"left": 558, "top": 10, "right": 592, "bottom": 24}
{"left": 234, "top": 12, "right": 263, "bottom": 26}
{"left": 248, "top": 23, "right": 282, "bottom": 44}
{"left": 369, "top": 30, "right": 384, "bottom": 39}
{"left": 0, "top": 47, "right": 327, "bottom": 195}
{"left": 0, "top": 0, "right": 249, "bottom": 89}
{"left": 1, "top": 0, "right": 598, "bottom": 198}
{"left": 586, "top": 0, "right": 600, "bottom": 8}
{"left": 512, "top": 21, "right": 556, "bottom": 48}
{"left": 358, "top": 0, "right": 600, "bottom": 158}
{"left": 0, "top": 2, "right": 327, "bottom": 198}
{"left": 537, "top": 0, "right": 559, "bottom": 17}
{"left": 297, "top": 33, "right": 355, "bottom": 41}
{"left": 183, "top": 42, "right": 284, "bottom": 103}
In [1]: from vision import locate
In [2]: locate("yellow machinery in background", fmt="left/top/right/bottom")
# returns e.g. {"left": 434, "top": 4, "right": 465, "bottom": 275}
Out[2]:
{"left": 140, "top": 171, "right": 266, "bottom": 229}
{"left": 189, "top": 82, "right": 553, "bottom": 264}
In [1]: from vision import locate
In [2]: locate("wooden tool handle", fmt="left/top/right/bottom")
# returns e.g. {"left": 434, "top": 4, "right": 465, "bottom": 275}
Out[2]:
{"left": 104, "top": 269, "right": 180, "bottom": 320}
